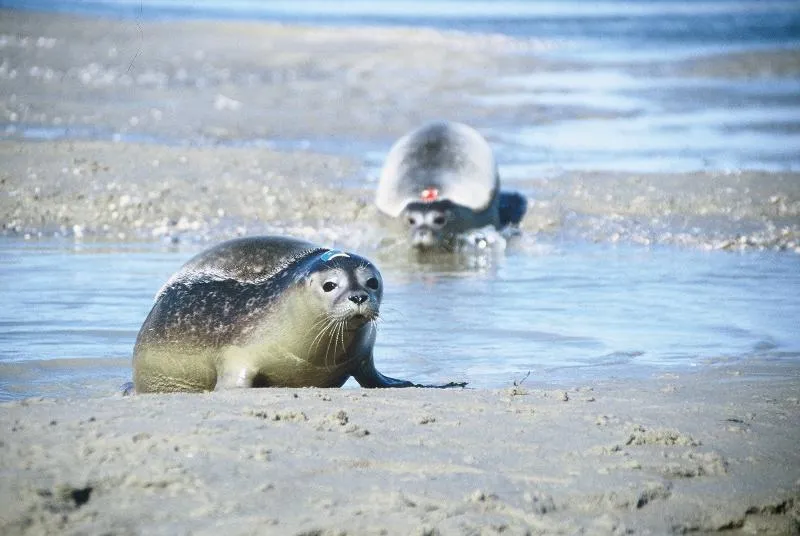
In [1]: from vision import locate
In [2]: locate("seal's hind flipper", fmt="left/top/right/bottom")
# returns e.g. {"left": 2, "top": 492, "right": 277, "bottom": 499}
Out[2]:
{"left": 498, "top": 191, "right": 528, "bottom": 227}
{"left": 120, "top": 381, "right": 136, "bottom": 396}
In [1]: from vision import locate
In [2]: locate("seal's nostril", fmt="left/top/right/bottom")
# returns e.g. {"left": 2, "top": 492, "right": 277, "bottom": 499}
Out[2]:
{"left": 349, "top": 294, "right": 368, "bottom": 305}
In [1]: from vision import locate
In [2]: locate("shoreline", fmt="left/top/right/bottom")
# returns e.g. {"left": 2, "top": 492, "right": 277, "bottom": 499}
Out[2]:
{"left": 2, "top": 358, "right": 798, "bottom": 534}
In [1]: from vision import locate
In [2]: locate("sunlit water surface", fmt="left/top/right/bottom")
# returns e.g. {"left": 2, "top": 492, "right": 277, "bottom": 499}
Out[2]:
{"left": 1, "top": 238, "right": 797, "bottom": 400}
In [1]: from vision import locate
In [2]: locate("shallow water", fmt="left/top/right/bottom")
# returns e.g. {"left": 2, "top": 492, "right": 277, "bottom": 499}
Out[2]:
{"left": 1, "top": 238, "right": 798, "bottom": 400}
{"left": 1, "top": 2, "right": 798, "bottom": 399}
{"left": 484, "top": 73, "right": 800, "bottom": 173}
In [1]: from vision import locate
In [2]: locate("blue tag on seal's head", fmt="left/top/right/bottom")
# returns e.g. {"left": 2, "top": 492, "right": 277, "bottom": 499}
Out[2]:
{"left": 320, "top": 250, "right": 351, "bottom": 263}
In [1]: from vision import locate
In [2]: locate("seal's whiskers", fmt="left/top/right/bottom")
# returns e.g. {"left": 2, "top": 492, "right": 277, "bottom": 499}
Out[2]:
{"left": 309, "top": 314, "right": 337, "bottom": 366}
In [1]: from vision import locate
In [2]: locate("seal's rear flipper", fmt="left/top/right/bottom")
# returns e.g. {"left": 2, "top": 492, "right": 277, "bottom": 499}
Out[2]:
{"left": 498, "top": 191, "right": 528, "bottom": 227}
{"left": 120, "top": 381, "right": 136, "bottom": 396}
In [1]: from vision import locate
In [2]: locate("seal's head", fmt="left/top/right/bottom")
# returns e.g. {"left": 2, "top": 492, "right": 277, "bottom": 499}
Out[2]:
{"left": 305, "top": 250, "right": 383, "bottom": 331}
{"left": 404, "top": 199, "right": 453, "bottom": 249}
{"left": 403, "top": 199, "right": 487, "bottom": 250}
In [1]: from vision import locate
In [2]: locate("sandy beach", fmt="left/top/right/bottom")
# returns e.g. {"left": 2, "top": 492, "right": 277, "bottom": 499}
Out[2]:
{"left": 1, "top": 8, "right": 799, "bottom": 535}
{"left": 2, "top": 360, "right": 798, "bottom": 535}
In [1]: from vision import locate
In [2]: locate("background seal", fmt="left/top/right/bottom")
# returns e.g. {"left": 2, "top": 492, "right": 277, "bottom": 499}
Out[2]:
{"left": 376, "top": 121, "right": 527, "bottom": 249}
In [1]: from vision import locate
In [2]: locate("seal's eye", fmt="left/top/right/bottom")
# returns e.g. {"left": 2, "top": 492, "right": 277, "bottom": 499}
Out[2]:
{"left": 365, "top": 277, "right": 379, "bottom": 290}
{"left": 322, "top": 281, "right": 337, "bottom": 292}
{"left": 407, "top": 216, "right": 417, "bottom": 226}
{"left": 432, "top": 215, "right": 447, "bottom": 226}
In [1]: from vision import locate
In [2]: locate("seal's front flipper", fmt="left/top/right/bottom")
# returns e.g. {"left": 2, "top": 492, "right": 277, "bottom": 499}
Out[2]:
{"left": 353, "top": 360, "right": 415, "bottom": 388}
{"left": 353, "top": 356, "right": 468, "bottom": 389}
{"left": 498, "top": 191, "right": 528, "bottom": 227}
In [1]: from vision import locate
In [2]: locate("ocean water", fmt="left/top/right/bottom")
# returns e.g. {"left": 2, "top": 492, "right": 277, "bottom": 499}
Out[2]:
{"left": 1, "top": 1, "right": 799, "bottom": 399}
{"left": 6, "top": 0, "right": 800, "bottom": 48}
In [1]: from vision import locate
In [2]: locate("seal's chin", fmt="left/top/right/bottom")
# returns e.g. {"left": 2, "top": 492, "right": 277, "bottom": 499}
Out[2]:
{"left": 343, "top": 310, "right": 377, "bottom": 331}
{"left": 411, "top": 234, "right": 457, "bottom": 254}
{"left": 410, "top": 228, "right": 442, "bottom": 249}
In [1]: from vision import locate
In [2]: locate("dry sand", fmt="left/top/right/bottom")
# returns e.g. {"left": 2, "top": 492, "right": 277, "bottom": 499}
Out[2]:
{"left": 1, "top": 360, "right": 798, "bottom": 535}
{"left": 1, "top": 9, "right": 799, "bottom": 535}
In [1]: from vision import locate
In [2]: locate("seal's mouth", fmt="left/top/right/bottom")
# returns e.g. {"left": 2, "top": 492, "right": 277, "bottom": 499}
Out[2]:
{"left": 411, "top": 228, "right": 440, "bottom": 248}
{"left": 344, "top": 310, "right": 377, "bottom": 331}
{"left": 411, "top": 228, "right": 458, "bottom": 252}
{"left": 412, "top": 240, "right": 456, "bottom": 256}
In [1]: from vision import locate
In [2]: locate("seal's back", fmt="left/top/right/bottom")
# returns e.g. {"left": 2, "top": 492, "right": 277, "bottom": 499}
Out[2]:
{"left": 376, "top": 121, "right": 499, "bottom": 218}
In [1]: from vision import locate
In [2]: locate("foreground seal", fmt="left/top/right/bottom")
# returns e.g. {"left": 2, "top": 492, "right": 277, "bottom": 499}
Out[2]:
{"left": 376, "top": 121, "right": 527, "bottom": 249}
{"left": 132, "top": 236, "right": 460, "bottom": 393}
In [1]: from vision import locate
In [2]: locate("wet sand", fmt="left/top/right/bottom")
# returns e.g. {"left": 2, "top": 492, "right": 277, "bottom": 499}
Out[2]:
{"left": 3, "top": 139, "right": 799, "bottom": 252}
{"left": 1, "top": 140, "right": 370, "bottom": 246}
{"left": 1, "top": 9, "right": 798, "bottom": 251}
{"left": 0, "top": 9, "right": 544, "bottom": 142}
{"left": 1, "top": 360, "right": 798, "bottom": 535}
{"left": 1, "top": 9, "right": 799, "bottom": 535}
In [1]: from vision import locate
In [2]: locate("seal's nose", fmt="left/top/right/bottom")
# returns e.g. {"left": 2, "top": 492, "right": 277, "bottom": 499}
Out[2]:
{"left": 348, "top": 293, "right": 368, "bottom": 305}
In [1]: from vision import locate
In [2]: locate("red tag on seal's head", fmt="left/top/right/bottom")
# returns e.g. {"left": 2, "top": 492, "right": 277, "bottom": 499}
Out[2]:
{"left": 420, "top": 188, "right": 439, "bottom": 202}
